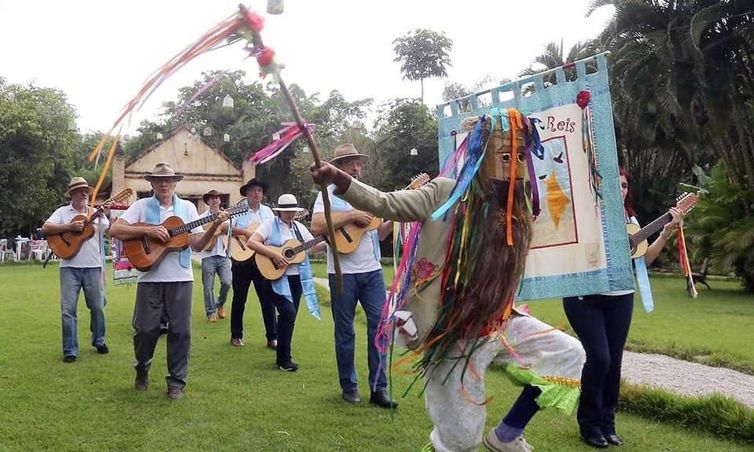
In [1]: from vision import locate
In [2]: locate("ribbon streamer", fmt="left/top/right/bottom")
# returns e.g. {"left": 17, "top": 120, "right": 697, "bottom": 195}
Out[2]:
{"left": 250, "top": 122, "right": 314, "bottom": 164}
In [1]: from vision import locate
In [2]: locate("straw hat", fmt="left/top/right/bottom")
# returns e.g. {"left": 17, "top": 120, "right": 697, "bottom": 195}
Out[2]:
{"left": 272, "top": 194, "right": 305, "bottom": 212}
{"left": 202, "top": 189, "right": 221, "bottom": 204}
{"left": 329, "top": 143, "right": 369, "bottom": 166}
{"left": 145, "top": 162, "right": 183, "bottom": 182}
{"left": 65, "top": 177, "right": 93, "bottom": 197}
{"left": 239, "top": 178, "right": 269, "bottom": 196}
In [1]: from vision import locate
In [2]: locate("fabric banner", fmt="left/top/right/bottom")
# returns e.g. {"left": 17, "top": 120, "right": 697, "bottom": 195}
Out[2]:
{"left": 109, "top": 207, "right": 140, "bottom": 286}
{"left": 435, "top": 53, "right": 633, "bottom": 300}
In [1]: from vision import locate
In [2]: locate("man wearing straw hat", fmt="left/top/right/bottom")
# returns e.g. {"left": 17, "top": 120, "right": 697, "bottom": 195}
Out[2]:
{"left": 110, "top": 162, "right": 229, "bottom": 400}
{"left": 228, "top": 177, "right": 278, "bottom": 349}
{"left": 310, "top": 143, "right": 397, "bottom": 408}
{"left": 43, "top": 177, "right": 110, "bottom": 363}
{"left": 198, "top": 189, "right": 232, "bottom": 323}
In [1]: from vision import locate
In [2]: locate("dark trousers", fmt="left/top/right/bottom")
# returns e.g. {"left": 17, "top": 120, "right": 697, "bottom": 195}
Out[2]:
{"left": 133, "top": 282, "right": 193, "bottom": 389}
{"left": 269, "top": 275, "right": 302, "bottom": 365}
{"left": 563, "top": 293, "right": 634, "bottom": 437}
{"left": 231, "top": 259, "right": 277, "bottom": 340}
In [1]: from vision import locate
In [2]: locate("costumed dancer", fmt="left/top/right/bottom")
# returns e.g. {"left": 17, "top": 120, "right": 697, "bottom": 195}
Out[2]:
{"left": 310, "top": 111, "right": 585, "bottom": 452}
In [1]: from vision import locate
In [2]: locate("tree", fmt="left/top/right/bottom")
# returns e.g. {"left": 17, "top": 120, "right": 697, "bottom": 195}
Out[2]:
{"left": 685, "top": 163, "right": 754, "bottom": 290}
{"left": 0, "top": 79, "right": 80, "bottom": 236}
{"left": 519, "top": 41, "right": 599, "bottom": 91}
{"left": 120, "top": 71, "right": 372, "bottom": 206}
{"left": 373, "top": 99, "right": 439, "bottom": 192}
{"left": 393, "top": 29, "right": 453, "bottom": 102}
{"left": 592, "top": 0, "right": 754, "bottom": 207}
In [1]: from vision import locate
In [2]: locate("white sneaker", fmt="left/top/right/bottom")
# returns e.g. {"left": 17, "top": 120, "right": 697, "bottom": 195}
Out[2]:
{"left": 483, "top": 430, "right": 533, "bottom": 452}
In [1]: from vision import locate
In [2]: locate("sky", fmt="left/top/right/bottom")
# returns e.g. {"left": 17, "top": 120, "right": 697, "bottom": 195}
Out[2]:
{"left": 0, "top": 0, "right": 614, "bottom": 135}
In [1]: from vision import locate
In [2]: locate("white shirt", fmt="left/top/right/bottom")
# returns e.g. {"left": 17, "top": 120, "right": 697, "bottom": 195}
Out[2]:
{"left": 236, "top": 202, "right": 275, "bottom": 226}
{"left": 255, "top": 219, "right": 315, "bottom": 276}
{"left": 119, "top": 197, "right": 202, "bottom": 283}
{"left": 197, "top": 210, "right": 230, "bottom": 260}
{"left": 46, "top": 204, "right": 109, "bottom": 268}
{"left": 313, "top": 191, "right": 382, "bottom": 275}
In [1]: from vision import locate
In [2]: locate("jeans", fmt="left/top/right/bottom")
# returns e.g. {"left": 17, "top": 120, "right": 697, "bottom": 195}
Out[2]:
{"left": 269, "top": 275, "right": 302, "bottom": 365}
{"left": 59, "top": 267, "right": 106, "bottom": 357}
{"left": 133, "top": 282, "right": 193, "bottom": 389}
{"left": 563, "top": 293, "right": 634, "bottom": 437}
{"left": 231, "top": 259, "right": 277, "bottom": 340}
{"left": 201, "top": 256, "right": 231, "bottom": 316}
{"left": 328, "top": 270, "right": 387, "bottom": 392}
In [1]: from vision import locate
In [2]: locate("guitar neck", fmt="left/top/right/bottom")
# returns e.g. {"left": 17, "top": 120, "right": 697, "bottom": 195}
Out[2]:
{"left": 290, "top": 236, "right": 327, "bottom": 254}
{"left": 170, "top": 209, "right": 243, "bottom": 236}
{"left": 632, "top": 212, "right": 672, "bottom": 244}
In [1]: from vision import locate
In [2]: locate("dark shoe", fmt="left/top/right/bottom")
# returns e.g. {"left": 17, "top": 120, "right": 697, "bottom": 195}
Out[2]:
{"left": 63, "top": 355, "right": 77, "bottom": 363}
{"left": 230, "top": 337, "right": 244, "bottom": 347}
{"left": 266, "top": 339, "right": 278, "bottom": 350}
{"left": 95, "top": 344, "right": 109, "bottom": 354}
{"left": 342, "top": 390, "right": 361, "bottom": 404}
{"left": 160, "top": 323, "right": 169, "bottom": 335}
{"left": 134, "top": 370, "right": 149, "bottom": 391}
{"left": 277, "top": 361, "right": 299, "bottom": 372}
{"left": 167, "top": 386, "right": 184, "bottom": 400}
{"left": 369, "top": 390, "right": 399, "bottom": 409}
{"left": 582, "top": 435, "right": 609, "bottom": 448}
{"left": 605, "top": 434, "right": 623, "bottom": 446}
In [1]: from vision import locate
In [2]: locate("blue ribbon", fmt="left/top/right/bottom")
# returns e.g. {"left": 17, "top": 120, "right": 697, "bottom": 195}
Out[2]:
{"left": 268, "top": 218, "right": 320, "bottom": 319}
{"left": 634, "top": 256, "right": 654, "bottom": 312}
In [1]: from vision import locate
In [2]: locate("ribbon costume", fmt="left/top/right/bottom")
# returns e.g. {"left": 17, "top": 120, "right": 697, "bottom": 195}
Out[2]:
{"left": 314, "top": 110, "right": 585, "bottom": 451}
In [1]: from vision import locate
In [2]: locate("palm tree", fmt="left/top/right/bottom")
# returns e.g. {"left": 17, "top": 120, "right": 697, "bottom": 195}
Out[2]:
{"left": 592, "top": 0, "right": 754, "bottom": 201}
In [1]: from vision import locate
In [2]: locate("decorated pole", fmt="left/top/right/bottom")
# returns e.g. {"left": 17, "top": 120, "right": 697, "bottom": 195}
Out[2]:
{"left": 239, "top": 4, "right": 342, "bottom": 293}
{"left": 85, "top": 4, "right": 344, "bottom": 292}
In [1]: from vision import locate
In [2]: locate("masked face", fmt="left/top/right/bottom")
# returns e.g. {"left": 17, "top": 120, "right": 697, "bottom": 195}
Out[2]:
{"left": 482, "top": 117, "right": 527, "bottom": 183}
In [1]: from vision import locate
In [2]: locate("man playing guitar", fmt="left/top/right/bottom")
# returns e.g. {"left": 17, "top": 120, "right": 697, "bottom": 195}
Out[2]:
{"left": 228, "top": 178, "right": 278, "bottom": 349}
{"left": 110, "top": 162, "right": 228, "bottom": 400}
{"left": 310, "top": 144, "right": 396, "bottom": 409}
{"left": 43, "top": 177, "right": 110, "bottom": 363}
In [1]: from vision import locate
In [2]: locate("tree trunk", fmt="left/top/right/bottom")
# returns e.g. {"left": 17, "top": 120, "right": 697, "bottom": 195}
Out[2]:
{"left": 420, "top": 78, "right": 424, "bottom": 103}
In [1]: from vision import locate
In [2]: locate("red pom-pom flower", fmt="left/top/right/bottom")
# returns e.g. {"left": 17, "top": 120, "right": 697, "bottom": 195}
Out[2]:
{"left": 256, "top": 47, "right": 275, "bottom": 67}
{"left": 576, "top": 90, "right": 591, "bottom": 109}
{"left": 244, "top": 11, "right": 265, "bottom": 33}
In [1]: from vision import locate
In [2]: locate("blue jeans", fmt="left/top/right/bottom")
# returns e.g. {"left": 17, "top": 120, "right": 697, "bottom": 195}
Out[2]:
{"left": 60, "top": 267, "right": 106, "bottom": 357}
{"left": 201, "top": 256, "right": 231, "bottom": 316}
{"left": 329, "top": 270, "right": 387, "bottom": 392}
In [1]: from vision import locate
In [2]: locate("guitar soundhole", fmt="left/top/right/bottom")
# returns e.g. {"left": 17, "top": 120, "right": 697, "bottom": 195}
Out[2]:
{"left": 284, "top": 249, "right": 295, "bottom": 259}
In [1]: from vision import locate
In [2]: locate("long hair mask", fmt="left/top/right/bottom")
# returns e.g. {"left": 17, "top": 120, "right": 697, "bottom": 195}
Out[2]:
{"left": 409, "top": 109, "right": 539, "bottom": 385}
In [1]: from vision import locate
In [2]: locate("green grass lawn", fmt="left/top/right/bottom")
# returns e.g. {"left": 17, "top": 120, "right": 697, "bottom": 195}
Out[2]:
{"left": 0, "top": 264, "right": 750, "bottom": 451}
{"left": 523, "top": 276, "right": 754, "bottom": 375}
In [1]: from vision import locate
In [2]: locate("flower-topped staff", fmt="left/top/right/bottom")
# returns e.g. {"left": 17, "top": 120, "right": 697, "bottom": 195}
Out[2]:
{"left": 86, "top": 4, "right": 343, "bottom": 290}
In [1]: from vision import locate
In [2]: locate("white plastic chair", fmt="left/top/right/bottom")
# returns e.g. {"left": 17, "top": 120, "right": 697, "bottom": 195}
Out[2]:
{"left": 0, "top": 239, "right": 16, "bottom": 263}
{"left": 30, "top": 240, "right": 47, "bottom": 261}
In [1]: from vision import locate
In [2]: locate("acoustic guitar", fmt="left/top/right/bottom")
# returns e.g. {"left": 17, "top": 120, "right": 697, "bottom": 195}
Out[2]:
{"left": 47, "top": 188, "right": 133, "bottom": 259}
{"left": 628, "top": 192, "right": 697, "bottom": 258}
{"left": 332, "top": 173, "right": 430, "bottom": 254}
{"left": 255, "top": 236, "right": 327, "bottom": 280}
{"left": 223, "top": 222, "right": 260, "bottom": 262}
{"left": 123, "top": 204, "right": 248, "bottom": 271}
{"left": 224, "top": 208, "right": 310, "bottom": 261}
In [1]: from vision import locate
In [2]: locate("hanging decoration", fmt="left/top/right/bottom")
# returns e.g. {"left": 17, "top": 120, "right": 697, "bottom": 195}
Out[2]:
{"left": 85, "top": 4, "right": 343, "bottom": 288}
{"left": 250, "top": 122, "right": 314, "bottom": 164}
